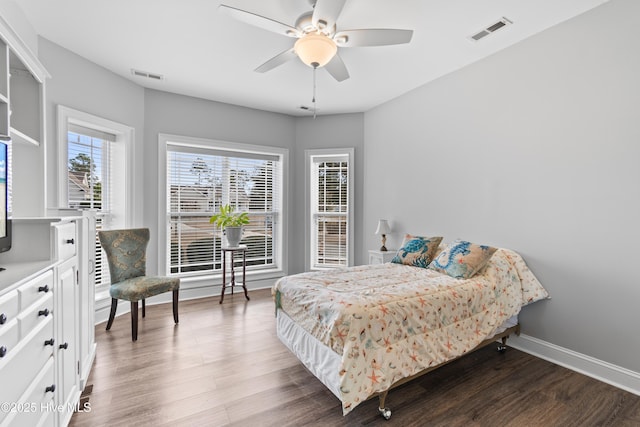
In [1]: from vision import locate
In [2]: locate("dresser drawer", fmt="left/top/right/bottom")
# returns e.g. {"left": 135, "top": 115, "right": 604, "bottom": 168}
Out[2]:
{"left": 0, "top": 290, "right": 18, "bottom": 330}
{"left": 53, "top": 222, "right": 77, "bottom": 261}
{"left": 0, "top": 318, "right": 18, "bottom": 363}
{"left": 0, "top": 358, "right": 55, "bottom": 427}
{"left": 0, "top": 316, "right": 54, "bottom": 408}
{"left": 17, "top": 293, "right": 54, "bottom": 341}
{"left": 18, "top": 270, "right": 54, "bottom": 312}
{"left": 36, "top": 410, "right": 54, "bottom": 427}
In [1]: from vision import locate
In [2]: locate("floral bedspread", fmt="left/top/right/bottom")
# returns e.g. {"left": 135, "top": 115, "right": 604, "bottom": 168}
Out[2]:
{"left": 273, "top": 248, "right": 548, "bottom": 415}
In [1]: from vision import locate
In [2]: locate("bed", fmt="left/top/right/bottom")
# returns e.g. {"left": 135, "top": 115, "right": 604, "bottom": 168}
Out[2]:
{"left": 272, "top": 242, "right": 549, "bottom": 419}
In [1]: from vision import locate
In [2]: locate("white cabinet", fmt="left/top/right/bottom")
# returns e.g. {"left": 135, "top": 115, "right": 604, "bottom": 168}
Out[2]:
{"left": 0, "top": 39, "right": 9, "bottom": 137}
{"left": 0, "top": 267, "right": 56, "bottom": 427}
{"left": 52, "top": 220, "right": 80, "bottom": 426}
{"left": 0, "top": 215, "right": 95, "bottom": 427}
{"left": 368, "top": 249, "right": 396, "bottom": 265}
{"left": 0, "top": 14, "right": 49, "bottom": 218}
{"left": 76, "top": 213, "right": 95, "bottom": 389}
{"left": 0, "top": 18, "right": 47, "bottom": 146}
{"left": 56, "top": 256, "right": 79, "bottom": 427}
{"left": 8, "top": 49, "right": 43, "bottom": 146}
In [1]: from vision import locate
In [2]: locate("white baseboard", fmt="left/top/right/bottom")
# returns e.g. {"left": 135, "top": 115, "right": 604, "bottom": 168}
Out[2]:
{"left": 509, "top": 334, "right": 640, "bottom": 397}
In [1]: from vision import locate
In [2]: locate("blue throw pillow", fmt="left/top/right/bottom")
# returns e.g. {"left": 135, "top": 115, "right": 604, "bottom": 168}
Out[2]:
{"left": 391, "top": 234, "right": 443, "bottom": 268}
{"left": 428, "top": 239, "right": 497, "bottom": 279}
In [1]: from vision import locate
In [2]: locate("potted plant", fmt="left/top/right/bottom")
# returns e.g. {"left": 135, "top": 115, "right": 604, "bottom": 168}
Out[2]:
{"left": 209, "top": 204, "right": 250, "bottom": 247}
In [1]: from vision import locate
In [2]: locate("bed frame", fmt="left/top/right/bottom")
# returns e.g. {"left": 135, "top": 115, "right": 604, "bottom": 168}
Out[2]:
{"left": 373, "top": 324, "right": 521, "bottom": 420}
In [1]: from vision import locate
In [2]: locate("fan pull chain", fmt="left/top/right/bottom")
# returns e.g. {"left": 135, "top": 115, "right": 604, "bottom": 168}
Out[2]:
{"left": 312, "top": 64, "right": 317, "bottom": 119}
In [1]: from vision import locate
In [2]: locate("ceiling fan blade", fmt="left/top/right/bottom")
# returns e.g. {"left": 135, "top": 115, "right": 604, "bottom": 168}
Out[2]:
{"left": 334, "top": 29, "right": 413, "bottom": 47}
{"left": 254, "top": 48, "right": 298, "bottom": 73}
{"left": 219, "top": 4, "right": 300, "bottom": 37}
{"left": 324, "top": 53, "right": 349, "bottom": 82}
{"left": 312, "top": 0, "right": 346, "bottom": 31}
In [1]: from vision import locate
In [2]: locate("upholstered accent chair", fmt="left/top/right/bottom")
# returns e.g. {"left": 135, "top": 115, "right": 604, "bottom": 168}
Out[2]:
{"left": 98, "top": 228, "right": 180, "bottom": 341}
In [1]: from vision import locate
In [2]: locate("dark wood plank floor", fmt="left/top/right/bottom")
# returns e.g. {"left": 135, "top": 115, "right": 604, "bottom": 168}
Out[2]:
{"left": 70, "top": 289, "right": 640, "bottom": 427}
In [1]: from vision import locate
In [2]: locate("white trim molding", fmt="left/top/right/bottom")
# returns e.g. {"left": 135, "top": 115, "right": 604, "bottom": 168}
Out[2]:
{"left": 56, "top": 105, "right": 135, "bottom": 226}
{"left": 305, "top": 147, "right": 355, "bottom": 271}
{"left": 0, "top": 14, "right": 49, "bottom": 82}
{"left": 509, "top": 334, "right": 640, "bottom": 397}
{"left": 157, "top": 133, "right": 289, "bottom": 278}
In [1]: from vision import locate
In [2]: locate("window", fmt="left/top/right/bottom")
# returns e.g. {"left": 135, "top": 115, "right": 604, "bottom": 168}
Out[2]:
{"left": 161, "top": 135, "right": 287, "bottom": 277}
{"left": 306, "top": 148, "right": 354, "bottom": 269}
{"left": 67, "top": 125, "right": 112, "bottom": 212}
{"left": 58, "top": 106, "right": 133, "bottom": 290}
{"left": 66, "top": 125, "right": 113, "bottom": 286}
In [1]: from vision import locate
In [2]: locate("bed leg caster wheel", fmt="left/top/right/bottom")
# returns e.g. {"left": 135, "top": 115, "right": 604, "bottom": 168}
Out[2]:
{"left": 497, "top": 336, "right": 508, "bottom": 353}
{"left": 379, "top": 407, "right": 392, "bottom": 420}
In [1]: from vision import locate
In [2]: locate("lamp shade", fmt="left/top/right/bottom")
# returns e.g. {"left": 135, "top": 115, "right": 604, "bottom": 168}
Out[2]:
{"left": 375, "top": 219, "right": 391, "bottom": 235}
{"left": 294, "top": 32, "right": 337, "bottom": 68}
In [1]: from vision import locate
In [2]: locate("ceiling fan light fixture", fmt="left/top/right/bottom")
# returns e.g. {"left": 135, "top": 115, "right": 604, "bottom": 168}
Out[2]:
{"left": 294, "top": 32, "right": 337, "bottom": 68}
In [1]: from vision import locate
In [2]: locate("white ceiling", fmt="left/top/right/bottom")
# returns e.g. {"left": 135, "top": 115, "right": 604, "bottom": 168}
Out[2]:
{"left": 16, "top": 0, "right": 608, "bottom": 116}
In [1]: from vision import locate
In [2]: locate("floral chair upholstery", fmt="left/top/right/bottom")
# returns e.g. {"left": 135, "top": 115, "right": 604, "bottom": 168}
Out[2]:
{"left": 99, "top": 228, "right": 180, "bottom": 341}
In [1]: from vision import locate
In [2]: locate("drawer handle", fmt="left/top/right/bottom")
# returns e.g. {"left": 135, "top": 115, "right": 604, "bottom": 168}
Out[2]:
{"left": 59, "top": 342, "right": 69, "bottom": 350}
{"left": 65, "top": 238, "right": 75, "bottom": 245}
{"left": 0, "top": 313, "right": 6, "bottom": 324}
{"left": 38, "top": 309, "right": 50, "bottom": 317}
{"left": 45, "top": 385, "right": 56, "bottom": 393}
{"left": 0, "top": 346, "right": 6, "bottom": 357}
{"left": 44, "top": 338, "right": 55, "bottom": 346}
{"left": 38, "top": 285, "right": 50, "bottom": 293}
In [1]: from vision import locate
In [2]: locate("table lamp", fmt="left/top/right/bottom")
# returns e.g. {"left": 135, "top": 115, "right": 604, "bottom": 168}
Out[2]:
{"left": 375, "top": 219, "right": 391, "bottom": 252}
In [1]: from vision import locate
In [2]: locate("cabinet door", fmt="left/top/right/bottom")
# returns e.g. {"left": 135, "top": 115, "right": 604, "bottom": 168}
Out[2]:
{"left": 77, "top": 214, "right": 96, "bottom": 387}
{"left": 56, "top": 256, "right": 79, "bottom": 426}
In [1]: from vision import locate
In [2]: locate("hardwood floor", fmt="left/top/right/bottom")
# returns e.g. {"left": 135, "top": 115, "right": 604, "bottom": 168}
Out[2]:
{"left": 70, "top": 289, "right": 640, "bottom": 427}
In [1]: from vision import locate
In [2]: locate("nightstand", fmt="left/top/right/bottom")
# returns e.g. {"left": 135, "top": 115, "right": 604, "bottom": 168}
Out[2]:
{"left": 368, "top": 249, "right": 396, "bottom": 265}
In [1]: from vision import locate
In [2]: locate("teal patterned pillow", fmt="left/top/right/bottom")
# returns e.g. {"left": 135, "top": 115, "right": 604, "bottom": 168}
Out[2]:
{"left": 391, "top": 234, "right": 443, "bottom": 268}
{"left": 428, "top": 239, "right": 497, "bottom": 279}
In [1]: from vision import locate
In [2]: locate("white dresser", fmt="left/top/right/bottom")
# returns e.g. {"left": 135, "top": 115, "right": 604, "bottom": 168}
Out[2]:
{"left": 0, "top": 214, "right": 95, "bottom": 427}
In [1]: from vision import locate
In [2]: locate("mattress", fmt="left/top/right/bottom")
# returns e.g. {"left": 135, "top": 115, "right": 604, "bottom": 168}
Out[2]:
{"left": 273, "top": 248, "right": 548, "bottom": 414}
{"left": 277, "top": 309, "right": 519, "bottom": 400}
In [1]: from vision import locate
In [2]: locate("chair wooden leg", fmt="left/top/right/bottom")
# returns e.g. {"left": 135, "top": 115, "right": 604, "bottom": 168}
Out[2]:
{"left": 142, "top": 299, "right": 146, "bottom": 318}
{"left": 106, "top": 298, "right": 118, "bottom": 331}
{"left": 131, "top": 301, "right": 138, "bottom": 341}
{"left": 173, "top": 289, "right": 179, "bottom": 324}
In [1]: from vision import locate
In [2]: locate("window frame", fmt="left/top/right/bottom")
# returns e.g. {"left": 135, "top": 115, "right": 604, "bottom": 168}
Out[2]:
{"left": 305, "top": 148, "right": 354, "bottom": 271}
{"left": 158, "top": 133, "right": 289, "bottom": 282}
{"left": 57, "top": 105, "right": 135, "bottom": 296}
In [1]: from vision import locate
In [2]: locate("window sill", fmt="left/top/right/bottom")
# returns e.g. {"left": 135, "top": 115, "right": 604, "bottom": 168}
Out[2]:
{"left": 94, "top": 268, "right": 286, "bottom": 311}
{"left": 177, "top": 267, "right": 285, "bottom": 287}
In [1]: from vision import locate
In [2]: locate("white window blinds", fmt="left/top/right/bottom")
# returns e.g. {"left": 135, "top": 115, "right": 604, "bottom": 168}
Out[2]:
{"left": 310, "top": 153, "right": 350, "bottom": 269}
{"left": 167, "top": 143, "right": 281, "bottom": 275}
{"left": 67, "top": 124, "right": 115, "bottom": 287}
{"left": 67, "top": 124, "right": 114, "bottom": 211}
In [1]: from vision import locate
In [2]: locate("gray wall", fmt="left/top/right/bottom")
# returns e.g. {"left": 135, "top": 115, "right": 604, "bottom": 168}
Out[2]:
{"left": 293, "top": 114, "right": 365, "bottom": 270}
{"left": 142, "top": 89, "right": 297, "bottom": 275}
{"left": 363, "top": 0, "right": 640, "bottom": 373}
{"left": 39, "top": 37, "right": 146, "bottom": 224}
{"left": 33, "top": 37, "right": 364, "bottom": 277}
{"left": 142, "top": 93, "right": 365, "bottom": 275}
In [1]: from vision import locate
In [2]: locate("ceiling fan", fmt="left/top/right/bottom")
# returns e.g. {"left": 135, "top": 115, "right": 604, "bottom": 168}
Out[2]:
{"left": 219, "top": 0, "right": 414, "bottom": 82}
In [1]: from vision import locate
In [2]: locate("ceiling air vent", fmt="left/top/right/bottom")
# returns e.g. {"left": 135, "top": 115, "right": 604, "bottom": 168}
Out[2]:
{"left": 131, "top": 68, "right": 164, "bottom": 81}
{"left": 470, "top": 17, "right": 512, "bottom": 42}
